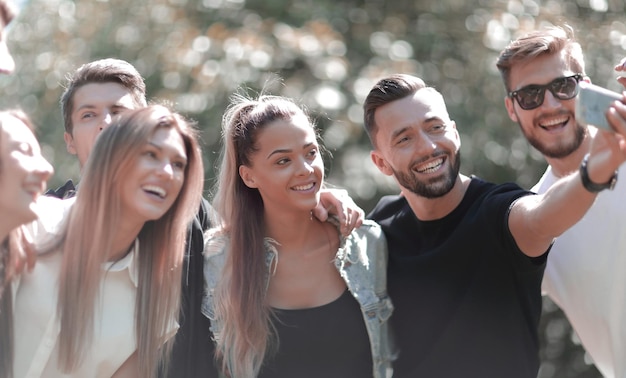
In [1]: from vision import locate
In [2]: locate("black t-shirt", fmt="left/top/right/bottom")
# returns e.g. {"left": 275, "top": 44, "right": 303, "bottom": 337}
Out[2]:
{"left": 46, "top": 180, "right": 218, "bottom": 378}
{"left": 45, "top": 179, "right": 77, "bottom": 199}
{"left": 259, "top": 290, "right": 373, "bottom": 378}
{"left": 368, "top": 177, "right": 547, "bottom": 378}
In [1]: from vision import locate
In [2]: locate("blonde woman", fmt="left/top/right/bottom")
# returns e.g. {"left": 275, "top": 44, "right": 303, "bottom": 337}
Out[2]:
{"left": 13, "top": 104, "right": 204, "bottom": 377}
{"left": 0, "top": 110, "right": 53, "bottom": 378}
{"left": 203, "top": 94, "right": 394, "bottom": 378}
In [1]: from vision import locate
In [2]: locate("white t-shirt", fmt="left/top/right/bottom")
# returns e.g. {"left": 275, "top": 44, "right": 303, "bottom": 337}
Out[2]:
{"left": 12, "top": 197, "right": 177, "bottom": 377}
{"left": 534, "top": 164, "right": 626, "bottom": 378}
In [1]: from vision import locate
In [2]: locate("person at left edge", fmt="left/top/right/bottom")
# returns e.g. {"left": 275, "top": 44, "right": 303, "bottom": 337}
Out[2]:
{"left": 0, "top": 110, "right": 53, "bottom": 378}
{"left": 0, "top": 3, "right": 41, "bottom": 377}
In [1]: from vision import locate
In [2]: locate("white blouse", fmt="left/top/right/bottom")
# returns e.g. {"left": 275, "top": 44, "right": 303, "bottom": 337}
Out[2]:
{"left": 12, "top": 197, "right": 177, "bottom": 377}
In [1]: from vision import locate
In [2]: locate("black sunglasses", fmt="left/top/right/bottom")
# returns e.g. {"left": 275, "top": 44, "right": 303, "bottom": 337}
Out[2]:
{"left": 509, "top": 74, "right": 584, "bottom": 110}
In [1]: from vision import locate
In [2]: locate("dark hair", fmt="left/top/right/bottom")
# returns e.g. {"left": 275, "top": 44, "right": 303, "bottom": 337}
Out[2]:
{"left": 363, "top": 74, "right": 427, "bottom": 146}
{"left": 496, "top": 25, "right": 585, "bottom": 92}
{"left": 60, "top": 58, "right": 147, "bottom": 134}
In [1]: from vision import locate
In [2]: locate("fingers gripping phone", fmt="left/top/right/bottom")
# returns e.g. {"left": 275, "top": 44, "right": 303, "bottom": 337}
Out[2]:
{"left": 576, "top": 81, "right": 623, "bottom": 130}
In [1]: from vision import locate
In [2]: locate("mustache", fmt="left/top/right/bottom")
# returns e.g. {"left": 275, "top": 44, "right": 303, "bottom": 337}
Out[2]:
{"left": 410, "top": 150, "right": 447, "bottom": 168}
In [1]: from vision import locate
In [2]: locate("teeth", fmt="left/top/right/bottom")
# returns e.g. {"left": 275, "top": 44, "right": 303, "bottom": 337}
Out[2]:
{"left": 540, "top": 116, "right": 568, "bottom": 127}
{"left": 292, "top": 183, "right": 315, "bottom": 191}
{"left": 143, "top": 185, "right": 166, "bottom": 198}
{"left": 417, "top": 158, "right": 443, "bottom": 173}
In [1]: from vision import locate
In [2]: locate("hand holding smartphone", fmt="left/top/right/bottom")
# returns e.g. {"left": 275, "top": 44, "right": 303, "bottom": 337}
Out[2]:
{"left": 576, "top": 82, "right": 623, "bottom": 130}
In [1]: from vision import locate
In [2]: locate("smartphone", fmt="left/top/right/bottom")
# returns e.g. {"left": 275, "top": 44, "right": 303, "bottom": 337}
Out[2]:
{"left": 576, "top": 81, "right": 623, "bottom": 130}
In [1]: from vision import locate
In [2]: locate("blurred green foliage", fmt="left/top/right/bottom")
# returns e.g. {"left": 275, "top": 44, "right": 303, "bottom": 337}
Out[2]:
{"left": 2, "top": 0, "right": 624, "bottom": 376}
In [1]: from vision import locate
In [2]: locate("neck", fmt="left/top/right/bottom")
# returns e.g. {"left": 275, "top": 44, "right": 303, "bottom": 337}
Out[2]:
{"left": 263, "top": 208, "right": 322, "bottom": 250}
{"left": 402, "top": 174, "right": 470, "bottom": 221}
{"left": 108, "top": 218, "right": 143, "bottom": 261}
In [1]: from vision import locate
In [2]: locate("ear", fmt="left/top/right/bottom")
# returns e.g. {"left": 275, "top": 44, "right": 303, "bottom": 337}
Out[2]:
{"left": 238, "top": 165, "right": 258, "bottom": 188}
{"left": 64, "top": 132, "right": 77, "bottom": 155}
{"left": 504, "top": 96, "right": 519, "bottom": 123}
{"left": 370, "top": 150, "right": 394, "bottom": 176}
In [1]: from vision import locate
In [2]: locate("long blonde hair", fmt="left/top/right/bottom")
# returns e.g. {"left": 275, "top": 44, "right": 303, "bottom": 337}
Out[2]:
{"left": 52, "top": 105, "right": 204, "bottom": 376}
{"left": 212, "top": 94, "right": 316, "bottom": 377}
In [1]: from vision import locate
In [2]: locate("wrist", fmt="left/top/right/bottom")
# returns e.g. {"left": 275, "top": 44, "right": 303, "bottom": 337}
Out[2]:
{"left": 579, "top": 153, "right": 618, "bottom": 193}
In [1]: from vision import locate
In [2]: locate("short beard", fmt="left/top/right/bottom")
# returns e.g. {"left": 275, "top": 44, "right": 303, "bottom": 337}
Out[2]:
{"left": 393, "top": 150, "right": 461, "bottom": 199}
{"left": 523, "top": 120, "right": 586, "bottom": 159}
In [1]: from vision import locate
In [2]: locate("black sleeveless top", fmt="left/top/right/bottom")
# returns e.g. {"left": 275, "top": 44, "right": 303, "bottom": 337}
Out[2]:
{"left": 258, "top": 290, "right": 373, "bottom": 378}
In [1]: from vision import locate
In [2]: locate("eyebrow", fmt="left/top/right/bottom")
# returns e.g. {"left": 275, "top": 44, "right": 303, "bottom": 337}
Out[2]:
{"left": 389, "top": 117, "right": 445, "bottom": 140}
{"left": 390, "top": 126, "right": 411, "bottom": 141}
{"left": 74, "top": 103, "right": 132, "bottom": 113}
{"left": 266, "top": 142, "right": 315, "bottom": 160}
{"left": 423, "top": 116, "right": 444, "bottom": 125}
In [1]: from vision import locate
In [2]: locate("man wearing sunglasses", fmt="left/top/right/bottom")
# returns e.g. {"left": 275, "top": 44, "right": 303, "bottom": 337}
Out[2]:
{"left": 497, "top": 25, "right": 626, "bottom": 377}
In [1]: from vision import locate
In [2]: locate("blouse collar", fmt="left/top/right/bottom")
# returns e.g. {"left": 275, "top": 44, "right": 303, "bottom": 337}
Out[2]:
{"left": 103, "top": 238, "right": 139, "bottom": 287}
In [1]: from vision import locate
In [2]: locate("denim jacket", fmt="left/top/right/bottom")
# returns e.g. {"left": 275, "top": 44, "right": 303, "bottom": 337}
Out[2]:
{"left": 201, "top": 219, "right": 394, "bottom": 378}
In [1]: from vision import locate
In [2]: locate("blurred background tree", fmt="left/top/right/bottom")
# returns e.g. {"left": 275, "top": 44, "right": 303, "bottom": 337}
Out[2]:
{"left": 2, "top": 0, "right": 624, "bottom": 376}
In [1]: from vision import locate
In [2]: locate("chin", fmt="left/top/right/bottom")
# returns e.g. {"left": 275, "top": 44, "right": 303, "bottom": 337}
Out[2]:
{"left": 148, "top": 209, "right": 172, "bottom": 222}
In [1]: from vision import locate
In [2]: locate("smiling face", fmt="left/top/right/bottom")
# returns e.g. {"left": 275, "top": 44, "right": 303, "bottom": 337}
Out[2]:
{"left": 238, "top": 114, "right": 324, "bottom": 216}
{"left": 370, "top": 88, "right": 461, "bottom": 198}
{"left": 504, "top": 51, "right": 587, "bottom": 159}
{"left": 0, "top": 116, "right": 53, "bottom": 235}
{"left": 119, "top": 126, "right": 187, "bottom": 226}
{"left": 65, "top": 82, "right": 139, "bottom": 168}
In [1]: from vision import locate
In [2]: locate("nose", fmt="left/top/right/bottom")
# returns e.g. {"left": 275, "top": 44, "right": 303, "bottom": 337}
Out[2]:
{"left": 35, "top": 155, "right": 54, "bottom": 186}
{"left": 99, "top": 113, "right": 113, "bottom": 131}
{"left": 541, "top": 89, "right": 561, "bottom": 110}
{"left": 296, "top": 159, "right": 315, "bottom": 176}
{"left": 156, "top": 161, "right": 175, "bottom": 179}
{"left": 416, "top": 131, "right": 438, "bottom": 156}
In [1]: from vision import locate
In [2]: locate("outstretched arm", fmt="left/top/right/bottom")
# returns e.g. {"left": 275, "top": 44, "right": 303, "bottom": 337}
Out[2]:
{"left": 509, "top": 96, "right": 626, "bottom": 257}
